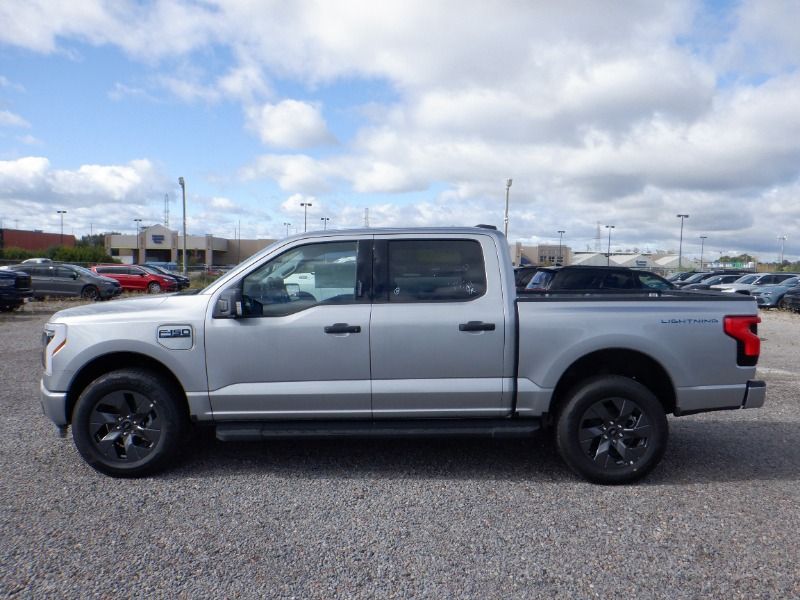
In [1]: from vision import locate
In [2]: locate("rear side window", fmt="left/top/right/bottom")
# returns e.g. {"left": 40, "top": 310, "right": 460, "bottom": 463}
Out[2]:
{"left": 600, "top": 272, "right": 637, "bottom": 289}
{"left": 388, "top": 240, "right": 486, "bottom": 302}
{"left": 554, "top": 270, "right": 602, "bottom": 289}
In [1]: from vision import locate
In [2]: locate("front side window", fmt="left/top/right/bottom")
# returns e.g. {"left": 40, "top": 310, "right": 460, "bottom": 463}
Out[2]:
{"left": 387, "top": 239, "right": 486, "bottom": 302}
{"left": 638, "top": 273, "right": 671, "bottom": 290}
{"left": 55, "top": 267, "right": 75, "bottom": 279}
{"left": 241, "top": 241, "right": 359, "bottom": 317}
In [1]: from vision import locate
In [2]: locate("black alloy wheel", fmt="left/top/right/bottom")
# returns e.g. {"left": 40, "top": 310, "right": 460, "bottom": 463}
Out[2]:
{"left": 81, "top": 285, "right": 99, "bottom": 300}
{"left": 556, "top": 375, "right": 668, "bottom": 484}
{"left": 72, "top": 369, "right": 187, "bottom": 477}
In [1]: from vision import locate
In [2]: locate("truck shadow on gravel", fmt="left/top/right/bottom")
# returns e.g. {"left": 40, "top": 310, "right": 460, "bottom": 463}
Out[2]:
{"left": 169, "top": 419, "right": 800, "bottom": 485}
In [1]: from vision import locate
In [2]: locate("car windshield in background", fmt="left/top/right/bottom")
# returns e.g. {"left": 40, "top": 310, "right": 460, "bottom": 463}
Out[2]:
{"left": 526, "top": 270, "right": 554, "bottom": 290}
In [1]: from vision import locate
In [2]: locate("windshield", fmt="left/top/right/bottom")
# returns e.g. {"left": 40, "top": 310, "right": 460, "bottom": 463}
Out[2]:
{"left": 734, "top": 274, "right": 758, "bottom": 284}
{"left": 525, "top": 270, "right": 554, "bottom": 290}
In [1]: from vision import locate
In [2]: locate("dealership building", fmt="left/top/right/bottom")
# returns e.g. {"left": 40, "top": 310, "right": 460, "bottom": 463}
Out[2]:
{"left": 105, "top": 224, "right": 276, "bottom": 266}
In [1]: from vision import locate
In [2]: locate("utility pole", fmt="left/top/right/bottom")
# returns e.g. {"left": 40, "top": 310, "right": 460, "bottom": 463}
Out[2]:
{"left": 503, "top": 179, "right": 512, "bottom": 238}
{"left": 57, "top": 210, "right": 67, "bottom": 245}
{"left": 178, "top": 177, "right": 187, "bottom": 277}
{"left": 605, "top": 225, "right": 615, "bottom": 266}
{"left": 557, "top": 230, "right": 565, "bottom": 265}
{"left": 676, "top": 214, "right": 689, "bottom": 269}
{"left": 300, "top": 202, "right": 312, "bottom": 232}
{"left": 283, "top": 222, "right": 291, "bottom": 237}
{"left": 133, "top": 218, "right": 142, "bottom": 263}
{"left": 699, "top": 236, "right": 707, "bottom": 270}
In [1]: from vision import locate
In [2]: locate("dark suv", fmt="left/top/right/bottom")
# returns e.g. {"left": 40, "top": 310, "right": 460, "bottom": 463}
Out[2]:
{"left": 524, "top": 265, "right": 674, "bottom": 292}
{"left": 0, "top": 268, "right": 33, "bottom": 311}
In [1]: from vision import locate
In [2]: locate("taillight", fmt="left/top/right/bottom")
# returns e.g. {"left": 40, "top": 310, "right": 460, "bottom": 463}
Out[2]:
{"left": 723, "top": 315, "right": 760, "bottom": 366}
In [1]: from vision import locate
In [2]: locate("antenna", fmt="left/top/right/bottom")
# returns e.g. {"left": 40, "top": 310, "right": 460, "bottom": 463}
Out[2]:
{"left": 164, "top": 194, "right": 170, "bottom": 226}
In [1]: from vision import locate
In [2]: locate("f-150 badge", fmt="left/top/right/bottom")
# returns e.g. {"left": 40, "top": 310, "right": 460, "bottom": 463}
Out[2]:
{"left": 157, "top": 325, "right": 193, "bottom": 350}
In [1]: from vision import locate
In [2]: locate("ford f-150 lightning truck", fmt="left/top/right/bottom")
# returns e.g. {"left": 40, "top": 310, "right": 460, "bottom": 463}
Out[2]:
{"left": 40, "top": 227, "right": 766, "bottom": 483}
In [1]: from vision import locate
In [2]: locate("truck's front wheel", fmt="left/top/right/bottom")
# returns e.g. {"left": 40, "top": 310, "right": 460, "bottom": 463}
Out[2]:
{"left": 72, "top": 369, "right": 187, "bottom": 477}
{"left": 556, "top": 375, "right": 668, "bottom": 484}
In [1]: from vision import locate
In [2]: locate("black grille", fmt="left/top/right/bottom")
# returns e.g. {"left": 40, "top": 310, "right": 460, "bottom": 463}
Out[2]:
{"left": 15, "top": 273, "right": 32, "bottom": 290}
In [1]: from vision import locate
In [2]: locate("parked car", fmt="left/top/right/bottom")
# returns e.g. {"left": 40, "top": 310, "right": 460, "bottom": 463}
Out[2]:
{"left": 0, "top": 268, "right": 33, "bottom": 311}
{"left": 91, "top": 264, "right": 177, "bottom": 294}
{"left": 10, "top": 263, "right": 121, "bottom": 300}
{"left": 781, "top": 286, "right": 800, "bottom": 312}
{"left": 711, "top": 273, "right": 799, "bottom": 295}
{"left": 524, "top": 265, "right": 674, "bottom": 292}
{"left": 750, "top": 277, "right": 800, "bottom": 309}
{"left": 142, "top": 263, "right": 190, "bottom": 290}
{"left": 514, "top": 266, "right": 539, "bottom": 291}
{"left": 21, "top": 257, "right": 53, "bottom": 264}
{"left": 682, "top": 273, "right": 747, "bottom": 291}
{"left": 666, "top": 271, "right": 697, "bottom": 282}
{"left": 673, "top": 270, "right": 749, "bottom": 288}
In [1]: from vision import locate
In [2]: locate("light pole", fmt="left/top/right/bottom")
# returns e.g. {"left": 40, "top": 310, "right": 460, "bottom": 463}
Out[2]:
{"left": 503, "top": 179, "right": 512, "bottom": 238}
{"left": 557, "top": 230, "right": 565, "bottom": 265}
{"left": 133, "top": 218, "right": 142, "bottom": 264}
{"left": 777, "top": 235, "right": 787, "bottom": 265}
{"left": 300, "top": 202, "right": 312, "bottom": 232}
{"left": 605, "top": 225, "right": 615, "bottom": 266}
{"left": 676, "top": 214, "right": 689, "bottom": 269}
{"left": 178, "top": 177, "right": 187, "bottom": 277}
{"left": 57, "top": 210, "right": 67, "bottom": 245}
{"left": 283, "top": 222, "right": 291, "bottom": 237}
{"left": 320, "top": 217, "right": 330, "bottom": 230}
{"left": 699, "top": 236, "right": 707, "bottom": 270}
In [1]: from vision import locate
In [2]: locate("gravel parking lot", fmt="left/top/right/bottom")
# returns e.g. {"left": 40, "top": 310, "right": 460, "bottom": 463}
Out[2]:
{"left": 1, "top": 301, "right": 799, "bottom": 598}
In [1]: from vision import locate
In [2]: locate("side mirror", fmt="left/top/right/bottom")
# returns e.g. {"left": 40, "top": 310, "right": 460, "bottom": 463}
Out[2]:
{"left": 213, "top": 287, "right": 243, "bottom": 319}
{"left": 72, "top": 272, "right": 79, "bottom": 280}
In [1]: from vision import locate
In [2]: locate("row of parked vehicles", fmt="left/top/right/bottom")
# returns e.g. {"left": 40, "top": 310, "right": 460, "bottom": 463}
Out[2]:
{"left": 668, "top": 269, "right": 800, "bottom": 309}
{"left": 513, "top": 265, "right": 800, "bottom": 311}
{"left": 0, "top": 259, "right": 191, "bottom": 309}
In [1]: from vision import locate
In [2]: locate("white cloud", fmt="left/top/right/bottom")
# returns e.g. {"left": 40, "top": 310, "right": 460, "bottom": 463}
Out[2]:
{"left": 0, "top": 109, "right": 30, "bottom": 128}
{"left": 241, "top": 154, "right": 332, "bottom": 193}
{"left": 245, "top": 99, "right": 334, "bottom": 148}
{"left": 210, "top": 196, "right": 235, "bottom": 210}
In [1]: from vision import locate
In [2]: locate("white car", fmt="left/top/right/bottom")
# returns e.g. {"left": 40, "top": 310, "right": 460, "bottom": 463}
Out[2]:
{"left": 711, "top": 273, "right": 798, "bottom": 294}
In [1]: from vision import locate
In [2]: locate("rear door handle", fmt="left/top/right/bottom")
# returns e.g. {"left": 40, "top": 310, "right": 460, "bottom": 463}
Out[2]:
{"left": 324, "top": 323, "right": 362, "bottom": 334}
{"left": 459, "top": 321, "right": 496, "bottom": 332}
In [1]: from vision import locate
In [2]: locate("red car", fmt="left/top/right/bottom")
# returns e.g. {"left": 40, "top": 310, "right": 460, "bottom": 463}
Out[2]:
{"left": 91, "top": 264, "right": 177, "bottom": 294}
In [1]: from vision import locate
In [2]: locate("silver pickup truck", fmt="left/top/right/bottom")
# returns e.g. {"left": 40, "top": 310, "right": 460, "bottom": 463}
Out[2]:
{"left": 40, "top": 227, "right": 766, "bottom": 483}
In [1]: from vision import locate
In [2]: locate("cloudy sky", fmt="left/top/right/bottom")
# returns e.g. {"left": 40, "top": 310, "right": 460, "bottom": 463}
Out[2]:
{"left": 0, "top": 0, "right": 798, "bottom": 261}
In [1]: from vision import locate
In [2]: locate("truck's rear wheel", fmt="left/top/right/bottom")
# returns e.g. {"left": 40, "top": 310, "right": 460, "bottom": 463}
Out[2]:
{"left": 72, "top": 369, "right": 187, "bottom": 477}
{"left": 556, "top": 375, "right": 668, "bottom": 484}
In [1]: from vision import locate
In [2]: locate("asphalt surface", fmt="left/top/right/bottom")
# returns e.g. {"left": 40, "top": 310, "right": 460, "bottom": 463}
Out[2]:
{"left": 1, "top": 301, "right": 799, "bottom": 598}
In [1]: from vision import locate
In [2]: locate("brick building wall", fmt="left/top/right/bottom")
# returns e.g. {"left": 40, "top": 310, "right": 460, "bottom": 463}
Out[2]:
{"left": 0, "top": 229, "right": 76, "bottom": 251}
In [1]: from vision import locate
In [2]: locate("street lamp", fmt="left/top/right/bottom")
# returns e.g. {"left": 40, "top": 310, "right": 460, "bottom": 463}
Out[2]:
{"left": 699, "top": 236, "right": 708, "bottom": 270}
{"left": 777, "top": 235, "right": 788, "bottom": 265}
{"left": 320, "top": 217, "right": 330, "bottom": 230}
{"left": 503, "top": 179, "right": 513, "bottom": 238}
{"left": 56, "top": 210, "right": 67, "bottom": 245}
{"left": 178, "top": 177, "right": 187, "bottom": 277}
{"left": 557, "top": 230, "right": 565, "bottom": 265}
{"left": 605, "top": 225, "right": 615, "bottom": 266}
{"left": 300, "top": 202, "right": 312, "bottom": 232}
{"left": 283, "top": 222, "right": 291, "bottom": 237}
{"left": 676, "top": 214, "right": 689, "bottom": 269}
{"left": 133, "top": 218, "right": 142, "bottom": 264}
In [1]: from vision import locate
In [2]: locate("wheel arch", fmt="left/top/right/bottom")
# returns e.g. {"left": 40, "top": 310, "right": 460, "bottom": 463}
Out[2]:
{"left": 65, "top": 352, "right": 188, "bottom": 424}
{"left": 550, "top": 348, "right": 676, "bottom": 418}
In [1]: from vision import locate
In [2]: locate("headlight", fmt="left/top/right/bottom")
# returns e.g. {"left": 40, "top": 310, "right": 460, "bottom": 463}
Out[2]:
{"left": 0, "top": 278, "right": 14, "bottom": 287}
{"left": 42, "top": 323, "right": 67, "bottom": 375}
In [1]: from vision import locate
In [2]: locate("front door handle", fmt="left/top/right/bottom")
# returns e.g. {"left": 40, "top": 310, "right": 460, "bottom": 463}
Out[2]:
{"left": 324, "top": 323, "right": 362, "bottom": 334}
{"left": 459, "top": 321, "right": 496, "bottom": 332}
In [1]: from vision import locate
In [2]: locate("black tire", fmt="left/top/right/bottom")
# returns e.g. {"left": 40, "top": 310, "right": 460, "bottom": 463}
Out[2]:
{"left": 555, "top": 375, "right": 668, "bottom": 484}
{"left": 778, "top": 298, "right": 788, "bottom": 310}
{"left": 147, "top": 281, "right": 162, "bottom": 294}
{"left": 71, "top": 368, "right": 187, "bottom": 477}
{"left": 81, "top": 285, "right": 99, "bottom": 301}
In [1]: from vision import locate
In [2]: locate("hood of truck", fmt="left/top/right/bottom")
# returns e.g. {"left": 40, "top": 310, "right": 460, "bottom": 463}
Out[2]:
{"left": 49, "top": 293, "right": 211, "bottom": 324}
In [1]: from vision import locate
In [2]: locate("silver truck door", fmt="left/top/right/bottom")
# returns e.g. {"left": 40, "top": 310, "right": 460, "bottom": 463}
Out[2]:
{"left": 369, "top": 235, "right": 510, "bottom": 418}
{"left": 205, "top": 239, "right": 372, "bottom": 420}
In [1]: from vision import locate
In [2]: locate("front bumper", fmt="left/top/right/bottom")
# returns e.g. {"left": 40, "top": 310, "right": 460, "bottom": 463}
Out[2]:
{"left": 40, "top": 379, "right": 68, "bottom": 426}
